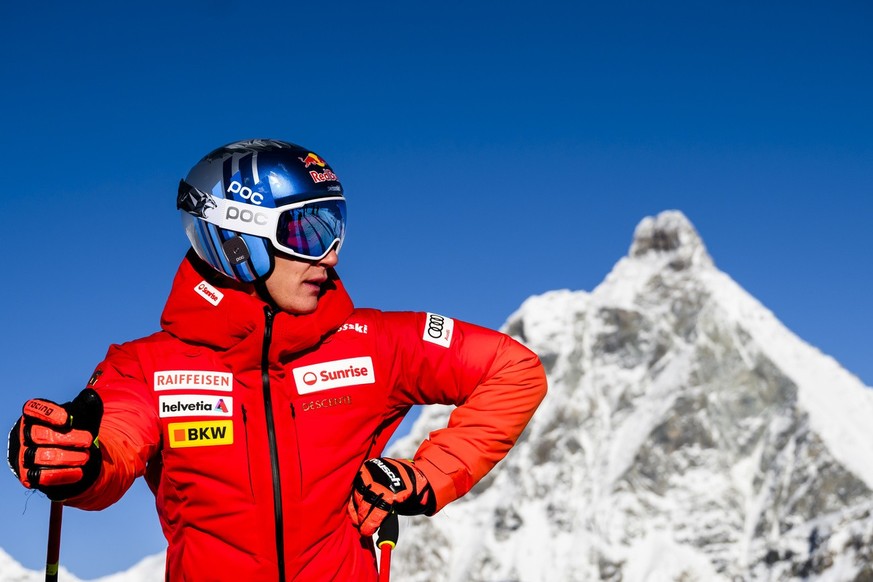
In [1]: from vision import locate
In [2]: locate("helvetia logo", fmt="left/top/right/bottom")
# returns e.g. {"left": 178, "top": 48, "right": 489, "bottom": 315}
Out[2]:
{"left": 159, "top": 395, "right": 234, "bottom": 418}
{"left": 292, "top": 356, "right": 375, "bottom": 395}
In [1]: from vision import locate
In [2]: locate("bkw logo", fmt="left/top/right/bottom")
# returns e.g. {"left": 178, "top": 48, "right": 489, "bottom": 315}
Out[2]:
{"left": 168, "top": 420, "right": 233, "bottom": 448}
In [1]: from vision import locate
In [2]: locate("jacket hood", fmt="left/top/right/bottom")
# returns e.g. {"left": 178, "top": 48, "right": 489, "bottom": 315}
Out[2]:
{"left": 160, "top": 251, "right": 354, "bottom": 357}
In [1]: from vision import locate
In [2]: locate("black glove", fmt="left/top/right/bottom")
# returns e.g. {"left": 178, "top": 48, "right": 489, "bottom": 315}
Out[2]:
{"left": 7, "top": 388, "right": 103, "bottom": 501}
{"left": 348, "top": 457, "right": 436, "bottom": 536}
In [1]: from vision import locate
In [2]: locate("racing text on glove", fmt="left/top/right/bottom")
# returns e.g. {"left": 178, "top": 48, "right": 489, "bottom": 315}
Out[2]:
{"left": 7, "top": 388, "right": 103, "bottom": 501}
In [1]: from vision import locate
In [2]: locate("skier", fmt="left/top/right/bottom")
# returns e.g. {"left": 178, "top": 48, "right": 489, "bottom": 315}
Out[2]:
{"left": 7, "top": 139, "right": 548, "bottom": 581}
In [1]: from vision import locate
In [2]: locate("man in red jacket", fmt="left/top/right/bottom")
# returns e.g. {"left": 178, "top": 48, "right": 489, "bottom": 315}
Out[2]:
{"left": 8, "top": 139, "right": 547, "bottom": 581}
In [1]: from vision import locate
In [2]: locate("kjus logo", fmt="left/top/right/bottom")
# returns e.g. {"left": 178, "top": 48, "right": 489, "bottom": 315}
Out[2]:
{"left": 227, "top": 180, "right": 264, "bottom": 205}
{"left": 168, "top": 420, "right": 233, "bottom": 448}
{"left": 298, "top": 153, "right": 326, "bottom": 168}
{"left": 159, "top": 395, "right": 233, "bottom": 418}
{"left": 194, "top": 280, "right": 224, "bottom": 306}
{"left": 423, "top": 313, "right": 454, "bottom": 348}
{"left": 292, "top": 356, "right": 375, "bottom": 395}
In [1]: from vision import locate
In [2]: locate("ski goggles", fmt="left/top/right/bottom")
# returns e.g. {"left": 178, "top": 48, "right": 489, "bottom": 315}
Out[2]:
{"left": 179, "top": 181, "right": 346, "bottom": 261}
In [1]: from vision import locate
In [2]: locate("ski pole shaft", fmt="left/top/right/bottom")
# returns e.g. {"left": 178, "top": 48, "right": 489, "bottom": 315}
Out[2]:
{"left": 377, "top": 511, "right": 399, "bottom": 582}
{"left": 379, "top": 544, "right": 392, "bottom": 582}
{"left": 46, "top": 501, "right": 63, "bottom": 582}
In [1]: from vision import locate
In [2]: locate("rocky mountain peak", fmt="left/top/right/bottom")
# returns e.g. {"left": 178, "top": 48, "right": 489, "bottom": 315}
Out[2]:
{"left": 389, "top": 211, "right": 873, "bottom": 582}
{"left": 629, "top": 210, "right": 713, "bottom": 270}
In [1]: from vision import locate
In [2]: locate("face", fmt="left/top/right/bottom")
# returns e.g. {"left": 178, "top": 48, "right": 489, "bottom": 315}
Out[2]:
{"left": 261, "top": 249, "right": 339, "bottom": 314}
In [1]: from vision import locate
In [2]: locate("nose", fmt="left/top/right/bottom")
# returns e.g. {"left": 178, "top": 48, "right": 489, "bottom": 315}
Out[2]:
{"left": 318, "top": 248, "right": 339, "bottom": 267}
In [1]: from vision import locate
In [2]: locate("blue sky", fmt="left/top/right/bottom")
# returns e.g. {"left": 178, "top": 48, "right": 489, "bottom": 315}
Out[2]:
{"left": 1, "top": 1, "right": 871, "bottom": 577}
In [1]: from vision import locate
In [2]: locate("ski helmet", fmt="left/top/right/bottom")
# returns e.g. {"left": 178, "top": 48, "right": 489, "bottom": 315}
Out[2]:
{"left": 177, "top": 139, "right": 346, "bottom": 282}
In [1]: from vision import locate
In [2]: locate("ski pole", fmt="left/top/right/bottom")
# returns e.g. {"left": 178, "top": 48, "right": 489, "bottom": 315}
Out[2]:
{"left": 376, "top": 511, "right": 399, "bottom": 582}
{"left": 46, "top": 501, "right": 63, "bottom": 582}
{"left": 42, "top": 389, "right": 102, "bottom": 582}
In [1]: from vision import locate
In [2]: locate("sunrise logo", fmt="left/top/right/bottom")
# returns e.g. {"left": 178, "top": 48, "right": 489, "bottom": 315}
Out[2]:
{"left": 292, "top": 357, "right": 375, "bottom": 395}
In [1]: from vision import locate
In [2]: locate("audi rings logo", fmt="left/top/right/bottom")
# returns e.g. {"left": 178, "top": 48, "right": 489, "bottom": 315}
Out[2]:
{"left": 426, "top": 315, "right": 446, "bottom": 339}
{"left": 422, "top": 312, "right": 454, "bottom": 348}
{"left": 302, "top": 372, "right": 318, "bottom": 386}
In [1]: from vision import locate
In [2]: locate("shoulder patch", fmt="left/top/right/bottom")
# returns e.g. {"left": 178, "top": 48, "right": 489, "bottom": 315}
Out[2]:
{"left": 87, "top": 369, "right": 103, "bottom": 387}
{"left": 194, "top": 280, "right": 224, "bottom": 306}
{"left": 423, "top": 313, "right": 454, "bottom": 348}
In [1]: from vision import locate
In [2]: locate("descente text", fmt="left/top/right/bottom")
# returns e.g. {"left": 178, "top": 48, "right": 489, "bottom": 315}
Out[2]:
{"left": 301, "top": 395, "right": 352, "bottom": 412}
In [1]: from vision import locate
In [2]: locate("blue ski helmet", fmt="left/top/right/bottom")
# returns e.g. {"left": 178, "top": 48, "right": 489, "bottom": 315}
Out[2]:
{"left": 177, "top": 139, "right": 346, "bottom": 282}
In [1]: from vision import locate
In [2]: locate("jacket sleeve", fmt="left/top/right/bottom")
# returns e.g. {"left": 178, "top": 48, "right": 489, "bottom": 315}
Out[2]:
{"left": 64, "top": 342, "right": 161, "bottom": 510}
{"left": 381, "top": 311, "right": 547, "bottom": 512}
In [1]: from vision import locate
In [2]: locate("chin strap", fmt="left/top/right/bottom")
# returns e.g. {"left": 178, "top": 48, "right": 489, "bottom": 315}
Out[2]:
{"left": 253, "top": 278, "right": 279, "bottom": 310}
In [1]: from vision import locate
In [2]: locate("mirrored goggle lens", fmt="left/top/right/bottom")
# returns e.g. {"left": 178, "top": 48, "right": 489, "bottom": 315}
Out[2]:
{"left": 275, "top": 198, "right": 346, "bottom": 259}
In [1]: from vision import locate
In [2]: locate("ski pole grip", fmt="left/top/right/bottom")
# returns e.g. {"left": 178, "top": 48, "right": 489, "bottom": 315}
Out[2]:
{"left": 376, "top": 511, "right": 399, "bottom": 549}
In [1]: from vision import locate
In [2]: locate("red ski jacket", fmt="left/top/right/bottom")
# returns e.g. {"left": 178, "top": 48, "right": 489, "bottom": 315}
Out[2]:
{"left": 68, "top": 254, "right": 547, "bottom": 581}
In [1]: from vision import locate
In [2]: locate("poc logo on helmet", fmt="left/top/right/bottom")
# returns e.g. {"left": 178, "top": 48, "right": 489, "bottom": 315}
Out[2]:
{"left": 226, "top": 206, "right": 268, "bottom": 225}
{"left": 227, "top": 180, "right": 264, "bottom": 205}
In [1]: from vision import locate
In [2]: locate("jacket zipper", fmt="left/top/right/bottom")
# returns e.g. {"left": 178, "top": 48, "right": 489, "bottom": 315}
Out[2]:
{"left": 240, "top": 405, "right": 256, "bottom": 499}
{"left": 262, "top": 307, "right": 286, "bottom": 582}
{"left": 288, "top": 402, "right": 304, "bottom": 495}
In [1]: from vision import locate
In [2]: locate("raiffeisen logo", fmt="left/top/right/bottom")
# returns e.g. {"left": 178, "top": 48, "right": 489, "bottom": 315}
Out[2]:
{"left": 292, "top": 357, "right": 375, "bottom": 395}
{"left": 154, "top": 371, "right": 233, "bottom": 392}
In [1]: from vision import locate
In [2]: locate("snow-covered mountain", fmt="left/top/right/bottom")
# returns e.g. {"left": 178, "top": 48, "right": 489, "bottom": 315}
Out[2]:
{"left": 3, "top": 210, "right": 871, "bottom": 581}
{"left": 389, "top": 211, "right": 873, "bottom": 581}
{"left": 0, "top": 547, "right": 164, "bottom": 582}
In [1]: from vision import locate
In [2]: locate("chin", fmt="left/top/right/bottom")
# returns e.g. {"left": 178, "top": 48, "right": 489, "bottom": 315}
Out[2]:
{"left": 281, "top": 301, "right": 318, "bottom": 315}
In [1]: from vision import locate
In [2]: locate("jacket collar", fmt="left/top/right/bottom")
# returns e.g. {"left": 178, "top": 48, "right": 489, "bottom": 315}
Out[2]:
{"left": 160, "top": 252, "right": 354, "bottom": 357}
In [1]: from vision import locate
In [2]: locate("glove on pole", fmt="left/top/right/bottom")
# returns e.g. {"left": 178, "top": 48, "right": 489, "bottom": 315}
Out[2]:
{"left": 7, "top": 389, "right": 103, "bottom": 582}
{"left": 348, "top": 457, "right": 436, "bottom": 537}
{"left": 7, "top": 388, "right": 103, "bottom": 500}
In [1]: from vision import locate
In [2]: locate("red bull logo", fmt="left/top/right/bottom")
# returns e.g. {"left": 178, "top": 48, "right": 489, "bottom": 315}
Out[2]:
{"left": 298, "top": 153, "right": 326, "bottom": 168}
{"left": 309, "top": 168, "right": 338, "bottom": 183}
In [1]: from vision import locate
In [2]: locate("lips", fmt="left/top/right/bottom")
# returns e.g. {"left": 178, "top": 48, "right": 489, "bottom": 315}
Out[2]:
{"left": 304, "top": 277, "right": 326, "bottom": 292}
